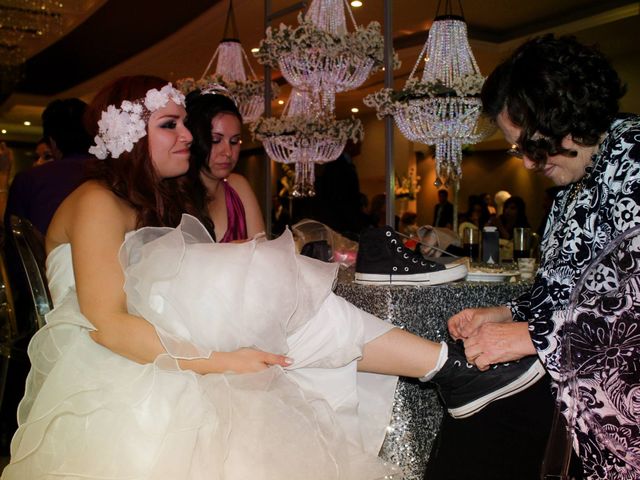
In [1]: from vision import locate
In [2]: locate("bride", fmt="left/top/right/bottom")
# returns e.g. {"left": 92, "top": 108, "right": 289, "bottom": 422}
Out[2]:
{"left": 2, "top": 75, "right": 543, "bottom": 479}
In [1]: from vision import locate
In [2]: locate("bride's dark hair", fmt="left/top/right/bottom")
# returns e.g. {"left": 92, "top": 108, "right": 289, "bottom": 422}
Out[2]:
{"left": 85, "top": 75, "right": 201, "bottom": 230}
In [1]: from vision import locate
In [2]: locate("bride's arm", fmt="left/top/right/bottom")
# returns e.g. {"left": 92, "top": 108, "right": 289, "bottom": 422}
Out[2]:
{"left": 68, "top": 185, "right": 289, "bottom": 374}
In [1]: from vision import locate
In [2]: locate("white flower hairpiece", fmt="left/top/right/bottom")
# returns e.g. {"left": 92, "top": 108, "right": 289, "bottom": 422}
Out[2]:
{"left": 89, "top": 83, "right": 186, "bottom": 160}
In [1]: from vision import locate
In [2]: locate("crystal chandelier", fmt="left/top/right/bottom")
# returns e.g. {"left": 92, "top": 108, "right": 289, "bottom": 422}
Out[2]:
{"left": 251, "top": 89, "right": 363, "bottom": 197}
{"left": 0, "top": 0, "right": 63, "bottom": 95}
{"left": 255, "top": 0, "right": 390, "bottom": 112}
{"left": 0, "top": 0, "right": 63, "bottom": 64}
{"left": 176, "top": 0, "right": 276, "bottom": 123}
{"left": 364, "top": 1, "right": 489, "bottom": 186}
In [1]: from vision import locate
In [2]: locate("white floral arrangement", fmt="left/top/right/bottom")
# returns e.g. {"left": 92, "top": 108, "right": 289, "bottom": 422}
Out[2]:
{"left": 363, "top": 74, "right": 485, "bottom": 119}
{"left": 395, "top": 167, "right": 421, "bottom": 200}
{"left": 250, "top": 114, "right": 364, "bottom": 145}
{"left": 254, "top": 14, "right": 399, "bottom": 72}
{"left": 176, "top": 74, "right": 279, "bottom": 104}
{"left": 89, "top": 84, "right": 185, "bottom": 160}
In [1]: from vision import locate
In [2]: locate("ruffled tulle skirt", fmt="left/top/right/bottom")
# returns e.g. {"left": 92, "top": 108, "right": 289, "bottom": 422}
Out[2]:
{"left": 3, "top": 216, "right": 399, "bottom": 479}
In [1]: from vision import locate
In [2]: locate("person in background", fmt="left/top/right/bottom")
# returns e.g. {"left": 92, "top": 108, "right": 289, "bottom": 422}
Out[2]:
{"left": 181, "top": 86, "right": 264, "bottom": 242}
{"left": 433, "top": 189, "right": 454, "bottom": 229}
{"left": 493, "top": 189, "right": 511, "bottom": 216}
{"left": 0, "top": 142, "right": 13, "bottom": 219}
{"left": 481, "top": 192, "right": 497, "bottom": 216}
{"left": 457, "top": 194, "right": 490, "bottom": 238}
{"left": 435, "top": 34, "right": 638, "bottom": 479}
{"left": 313, "top": 141, "right": 370, "bottom": 241}
{"left": 489, "top": 195, "right": 531, "bottom": 240}
{"left": 367, "top": 192, "right": 387, "bottom": 228}
{"left": 33, "top": 138, "right": 54, "bottom": 167}
{"left": 4, "top": 98, "right": 93, "bottom": 235}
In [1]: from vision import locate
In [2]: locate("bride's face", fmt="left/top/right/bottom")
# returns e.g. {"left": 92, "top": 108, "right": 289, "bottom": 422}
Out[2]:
{"left": 148, "top": 101, "right": 192, "bottom": 179}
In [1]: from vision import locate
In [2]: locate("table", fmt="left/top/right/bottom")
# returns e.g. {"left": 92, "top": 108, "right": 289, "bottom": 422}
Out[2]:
{"left": 334, "top": 271, "right": 530, "bottom": 480}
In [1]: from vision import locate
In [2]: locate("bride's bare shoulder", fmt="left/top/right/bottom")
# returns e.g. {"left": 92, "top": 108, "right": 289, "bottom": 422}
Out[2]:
{"left": 47, "top": 181, "right": 136, "bottom": 252}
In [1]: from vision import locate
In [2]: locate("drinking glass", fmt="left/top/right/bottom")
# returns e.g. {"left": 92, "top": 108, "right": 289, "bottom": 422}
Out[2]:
{"left": 463, "top": 226, "right": 480, "bottom": 262}
{"left": 513, "top": 227, "right": 532, "bottom": 259}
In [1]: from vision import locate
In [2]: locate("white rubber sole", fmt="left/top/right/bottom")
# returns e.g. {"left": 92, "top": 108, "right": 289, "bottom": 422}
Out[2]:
{"left": 354, "top": 262, "right": 468, "bottom": 286}
{"left": 448, "top": 359, "right": 547, "bottom": 419}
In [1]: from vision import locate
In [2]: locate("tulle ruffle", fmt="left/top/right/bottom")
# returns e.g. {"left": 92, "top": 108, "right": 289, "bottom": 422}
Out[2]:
{"left": 3, "top": 215, "right": 400, "bottom": 479}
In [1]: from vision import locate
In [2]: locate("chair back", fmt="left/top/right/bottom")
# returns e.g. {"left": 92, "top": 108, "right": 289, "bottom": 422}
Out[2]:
{"left": 0, "top": 251, "right": 18, "bottom": 343}
{"left": 0, "top": 248, "right": 19, "bottom": 407}
{"left": 9, "top": 216, "right": 53, "bottom": 329}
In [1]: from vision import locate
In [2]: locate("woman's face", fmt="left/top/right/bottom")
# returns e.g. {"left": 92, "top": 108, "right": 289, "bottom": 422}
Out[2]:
{"left": 497, "top": 110, "right": 592, "bottom": 186}
{"left": 35, "top": 142, "right": 53, "bottom": 164}
{"left": 503, "top": 202, "right": 518, "bottom": 221}
{"left": 148, "top": 101, "right": 192, "bottom": 179}
{"left": 207, "top": 113, "right": 242, "bottom": 180}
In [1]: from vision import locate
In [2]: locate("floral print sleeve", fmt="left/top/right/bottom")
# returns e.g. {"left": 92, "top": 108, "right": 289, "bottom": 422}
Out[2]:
{"left": 522, "top": 114, "right": 640, "bottom": 479}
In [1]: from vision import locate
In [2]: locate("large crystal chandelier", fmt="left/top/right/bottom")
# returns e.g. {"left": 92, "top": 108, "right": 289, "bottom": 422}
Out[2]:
{"left": 0, "top": 0, "right": 63, "bottom": 95}
{"left": 176, "top": 0, "right": 276, "bottom": 123}
{"left": 251, "top": 89, "right": 363, "bottom": 197}
{"left": 364, "top": 1, "right": 489, "bottom": 186}
{"left": 255, "top": 0, "right": 390, "bottom": 112}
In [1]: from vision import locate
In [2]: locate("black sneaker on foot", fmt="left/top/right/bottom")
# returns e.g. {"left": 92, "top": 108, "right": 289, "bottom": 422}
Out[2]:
{"left": 431, "top": 341, "right": 546, "bottom": 418}
{"left": 355, "top": 226, "right": 467, "bottom": 285}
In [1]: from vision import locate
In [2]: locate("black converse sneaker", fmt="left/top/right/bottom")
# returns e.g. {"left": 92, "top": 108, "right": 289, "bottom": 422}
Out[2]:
{"left": 431, "top": 341, "right": 547, "bottom": 418}
{"left": 355, "top": 226, "right": 467, "bottom": 285}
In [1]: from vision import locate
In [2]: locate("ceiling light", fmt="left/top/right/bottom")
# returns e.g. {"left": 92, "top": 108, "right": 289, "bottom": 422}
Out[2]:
{"left": 24, "top": 121, "right": 31, "bottom": 126}
{"left": 250, "top": 47, "right": 259, "bottom": 53}
{"left": 278, "top": 100, "right": 285, "bottom": 105}
{"left": 351, "top": 107, "right": 359, "bottom": 113}
{"left": 1, "top": 129, "right": 6, "bottom": 134}
{"left": 351, "top": 0, "right": 363, "bottom": 7}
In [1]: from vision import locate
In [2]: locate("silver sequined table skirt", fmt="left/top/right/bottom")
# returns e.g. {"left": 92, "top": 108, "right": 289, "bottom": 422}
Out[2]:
{"left": 334, "top": 270, "right": 531, "bottom": 480}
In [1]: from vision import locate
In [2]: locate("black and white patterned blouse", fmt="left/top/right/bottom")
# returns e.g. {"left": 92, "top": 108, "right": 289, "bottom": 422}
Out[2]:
{"left": 509, "top": 114, "right": 640, "bottom": 479}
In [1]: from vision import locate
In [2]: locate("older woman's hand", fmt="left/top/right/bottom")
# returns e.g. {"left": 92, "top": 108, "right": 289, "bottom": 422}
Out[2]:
{"left": 448, "top": 306, "right": 512, "bottom": 340}
{"left": 462, "top": 322, "right": 536, "bottom": 371}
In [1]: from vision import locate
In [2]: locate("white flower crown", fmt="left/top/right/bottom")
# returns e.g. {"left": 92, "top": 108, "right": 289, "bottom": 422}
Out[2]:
{"left": 89, "top": 83, "right": 186, "bottom": 160}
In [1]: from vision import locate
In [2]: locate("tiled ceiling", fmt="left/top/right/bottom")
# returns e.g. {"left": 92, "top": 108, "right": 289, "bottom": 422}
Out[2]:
{"left": 1, "top": 0, "right": 638, "bottom": 143}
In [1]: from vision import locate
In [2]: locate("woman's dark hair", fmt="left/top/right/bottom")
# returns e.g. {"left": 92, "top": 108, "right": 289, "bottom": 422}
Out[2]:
{"left": 464, "top": 195, "right": 490, "bottom": 229}
{"left": 85, "top": 75, "right": 196, "bottom": 230}
{"left": 481, "top": 34, "right": 626, "bottom": 166}
{"left": 170, "top": 90, "right": 243, "bottom": 237}
{"left": 42, "top": 98, "right": 92, "bottom": 155}
{"left": 502, "top": 196, "right": 530, "bottom": 228}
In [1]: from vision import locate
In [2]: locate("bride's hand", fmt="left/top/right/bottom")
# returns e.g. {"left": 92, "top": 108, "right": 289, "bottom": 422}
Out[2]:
{"left": 216, "top": 348, "right": 293, "bottom": 374}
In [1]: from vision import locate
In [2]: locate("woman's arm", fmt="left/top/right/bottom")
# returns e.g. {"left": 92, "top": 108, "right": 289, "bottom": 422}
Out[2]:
{"left": 66, "top": 184, "right": 287, "bottom": 373}
{"left": 228, "top": 173, "right": 265, "bottom": 238}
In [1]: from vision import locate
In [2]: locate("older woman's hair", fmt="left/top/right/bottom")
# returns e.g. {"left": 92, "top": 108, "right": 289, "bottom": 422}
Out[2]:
{"left": 481, "top": 34, "right": 626, "bottom": 165}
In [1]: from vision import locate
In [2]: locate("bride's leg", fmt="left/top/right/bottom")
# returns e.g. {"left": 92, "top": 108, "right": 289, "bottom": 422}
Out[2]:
{"left": 359, "top": 328, "right": 547, "bottom": 419}
{"left": 357, "top": 328, "right": 444, "bottom": 378}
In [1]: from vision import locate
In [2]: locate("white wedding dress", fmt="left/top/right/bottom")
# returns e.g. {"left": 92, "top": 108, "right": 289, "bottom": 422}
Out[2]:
{"left": 3, "top": 215, "right": 400, "bottom": 480}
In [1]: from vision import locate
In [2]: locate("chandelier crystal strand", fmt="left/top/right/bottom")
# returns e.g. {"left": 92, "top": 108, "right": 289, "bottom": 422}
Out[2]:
{"left": 258, "top": 0, "right": 389, "bottom": 109}
{"left": 251, "top": 88, "right": 363, "bottom": 197}
{"left": 214, "top": 40, "right": 248, "bottom": 82}
{"left": 176, "top": 1, "right": 276, "bottom": 124}
{"left": 364, "top": 9, "right": 488, "bottom": 186}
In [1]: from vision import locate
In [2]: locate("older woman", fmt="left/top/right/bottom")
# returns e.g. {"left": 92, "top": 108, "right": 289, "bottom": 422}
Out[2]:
{"left": 446, "top": 35, "right": 638, "bottom": 479}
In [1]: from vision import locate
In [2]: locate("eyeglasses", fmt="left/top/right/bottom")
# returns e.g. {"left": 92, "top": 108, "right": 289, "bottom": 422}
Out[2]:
{"left": 506, "top": 144, "right": 524, "bottom": 159}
